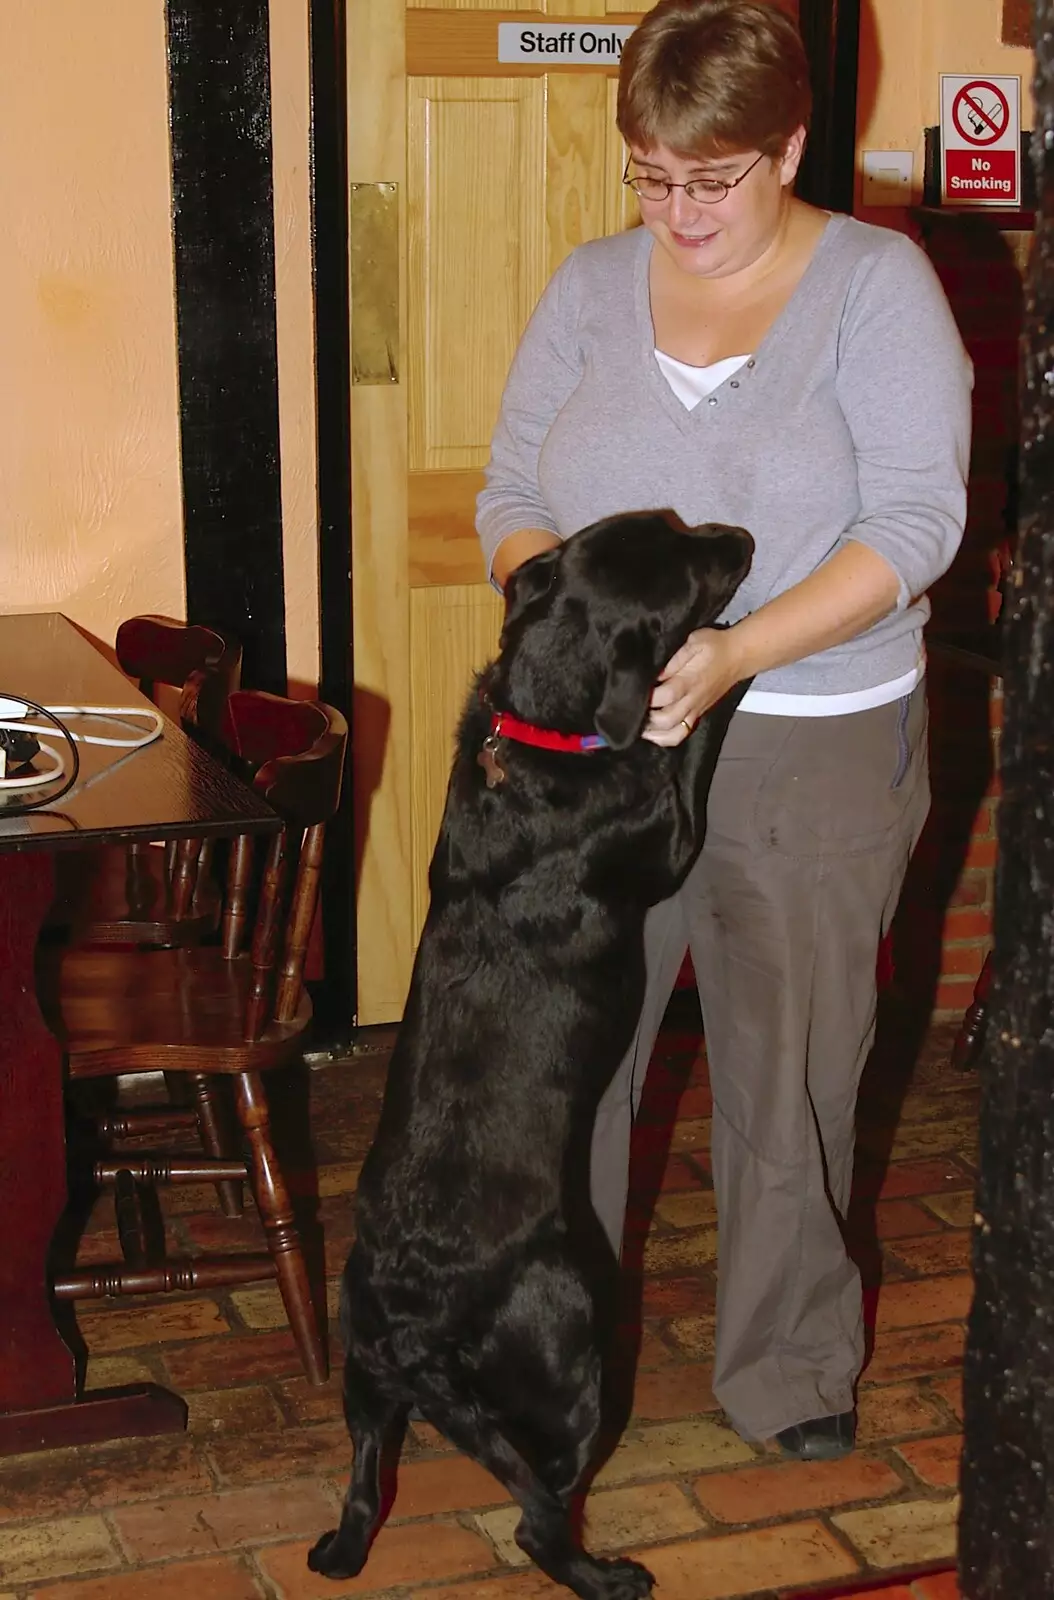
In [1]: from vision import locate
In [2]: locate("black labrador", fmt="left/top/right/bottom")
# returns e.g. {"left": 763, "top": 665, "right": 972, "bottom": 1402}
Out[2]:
{"left": 311, "top": 510, "right": 753, "bottom": 1599}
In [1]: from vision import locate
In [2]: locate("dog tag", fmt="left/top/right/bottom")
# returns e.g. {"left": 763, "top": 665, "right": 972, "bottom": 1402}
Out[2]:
{"left": 477, "top": 736, "right": 505, "bottom": 788}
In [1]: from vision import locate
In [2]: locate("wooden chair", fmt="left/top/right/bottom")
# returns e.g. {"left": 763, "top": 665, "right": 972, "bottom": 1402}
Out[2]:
{"left": 55, "top": 615, "right": 243, "bottom": 948}
{"left": 52, "top": 691, "right": 348, "bottom": 1385}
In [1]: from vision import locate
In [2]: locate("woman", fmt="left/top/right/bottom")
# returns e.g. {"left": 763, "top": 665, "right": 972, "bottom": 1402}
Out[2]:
{"left": 475, "top": 0, "right": 971, "bottom": 1460}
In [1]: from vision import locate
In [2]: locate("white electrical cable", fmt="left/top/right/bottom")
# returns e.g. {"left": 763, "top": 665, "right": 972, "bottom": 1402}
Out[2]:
{"left": 0, "top": 704, "right": 164, "bottom": 751}
{"left": 0, "top": 699, "right": 164, "bottom": 799}
{"left": 0, "top": 744, "right": 67, "bottom": 789}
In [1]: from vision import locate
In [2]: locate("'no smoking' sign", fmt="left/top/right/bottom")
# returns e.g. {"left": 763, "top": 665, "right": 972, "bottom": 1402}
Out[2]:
{"left": 940, "top": 74, "right": 1020, "bottom": 207}
{"left": 952, "top": 81, "right": 1010, "bottom": 145}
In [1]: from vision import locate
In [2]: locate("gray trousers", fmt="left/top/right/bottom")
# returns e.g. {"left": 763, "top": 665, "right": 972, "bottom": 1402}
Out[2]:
{"left": 590, "top": 685, "right": 930, "bottom": 1442}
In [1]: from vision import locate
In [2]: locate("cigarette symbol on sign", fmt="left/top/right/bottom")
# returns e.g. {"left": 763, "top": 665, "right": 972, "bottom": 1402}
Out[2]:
{"left": 952, "top": 81, "right": 1010, "bottom": 146}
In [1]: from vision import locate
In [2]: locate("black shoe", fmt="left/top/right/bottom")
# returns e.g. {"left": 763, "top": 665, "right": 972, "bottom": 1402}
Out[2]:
{"left": 774, "top": 1410, "right": 856, "bottom": 1461}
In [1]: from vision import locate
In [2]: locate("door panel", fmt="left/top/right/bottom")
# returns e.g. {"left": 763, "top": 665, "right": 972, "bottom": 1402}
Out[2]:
{"left": 408, "top": 78, "right": 548, "bottom": 472}
{"left": 410, "top": 584, "right": 505, "bottom": 932}
{"left": 350, "top": 8, "right": 639, "bottom": 1022}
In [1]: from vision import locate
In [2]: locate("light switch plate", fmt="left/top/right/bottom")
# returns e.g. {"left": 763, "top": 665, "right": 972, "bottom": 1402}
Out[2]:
{"left": 861, "top": 150, "right": 913, "bottom": 205}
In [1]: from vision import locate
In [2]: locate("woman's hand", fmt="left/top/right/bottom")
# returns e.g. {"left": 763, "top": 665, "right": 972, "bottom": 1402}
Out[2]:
{"left": 643, "top": 544, "right": 903, "bottom": 746}
{"left": 643, "top": 626, "right": 750, "bottom": 746}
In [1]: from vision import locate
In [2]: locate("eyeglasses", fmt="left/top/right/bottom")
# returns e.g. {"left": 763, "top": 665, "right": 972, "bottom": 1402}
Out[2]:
{"left": 622, "top": 150, "right": 766, "bottom": 204}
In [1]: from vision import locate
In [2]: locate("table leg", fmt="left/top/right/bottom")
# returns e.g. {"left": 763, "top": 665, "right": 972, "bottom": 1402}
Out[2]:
{"left": 0, "top": 852, "right": 187, "bottom": 1455}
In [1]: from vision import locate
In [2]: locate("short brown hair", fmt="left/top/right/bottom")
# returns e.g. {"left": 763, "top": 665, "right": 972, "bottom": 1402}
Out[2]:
{"left": 617, "top": 0, "right": 812, "bottom": 160}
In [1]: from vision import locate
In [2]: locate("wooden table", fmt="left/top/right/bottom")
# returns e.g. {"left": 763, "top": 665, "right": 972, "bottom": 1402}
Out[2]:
{"left": 0, "top": 613, "right": 281, "bottom": 1455}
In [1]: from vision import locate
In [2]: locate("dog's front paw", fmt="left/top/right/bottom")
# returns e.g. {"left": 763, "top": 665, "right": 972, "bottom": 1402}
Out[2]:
{"left": 598, "top": 1555, "right": 655, "bottom": 1598}
{"left": 307, "top": 1529, "right": 368, "bottom": 1581}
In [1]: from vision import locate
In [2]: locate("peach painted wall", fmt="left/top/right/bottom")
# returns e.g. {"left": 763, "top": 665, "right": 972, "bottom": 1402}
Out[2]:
{"left": 857, "top": 0, "right": 1034, "bottom": 209}
{"left": 0, "top": 1, "right": 185, "bottom": 640}
{"left": 0, "top": 0, "right": 321, "bottom": 687}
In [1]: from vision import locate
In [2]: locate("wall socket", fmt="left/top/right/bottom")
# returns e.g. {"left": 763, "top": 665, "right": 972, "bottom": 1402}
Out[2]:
{"left": 861, "top": 150, "right": 913, "bottom": 205}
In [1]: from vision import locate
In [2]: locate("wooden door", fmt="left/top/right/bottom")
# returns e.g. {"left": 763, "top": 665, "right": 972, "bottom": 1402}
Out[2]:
{"left": 348, "top": 1, "right": 640, "bottom": 1022}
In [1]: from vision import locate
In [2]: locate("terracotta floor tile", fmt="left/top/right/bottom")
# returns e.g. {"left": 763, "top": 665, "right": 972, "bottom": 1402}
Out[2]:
{"left": 593, "top": 1417, "right": 755, "bottom": 1487}
{"left": 206, "top": 1424, "right": 351, "bottom": 1487}
{"left": 874, "top": 1277, "right": 973, "bottom": 1331}
{"left": 274, "top": 1374, "right": 346, "bottom": 1428}
{"left": 425, "top": 1575, "right": 563, "bottom": 1598}
{"left": 863, "top": 1323, "right": 966, "bottom": 1383}
{"left": 668, "top": 1116, "right": 712, "bottom": 1153}
{"left": 912, "top": 1573, "right": 961, "bottom": 1599}
{"left": 73, "top": 1229, "right": 124, "bottom": 1265}
{"left": 0, "top": 1438, "right": 212, "bottom": 1522}
{"left": 160, "top": 1184, "right": 237, "bottom": 1215}
{"left": 257, "top": 1523, "right": 496, "bottom": 1597}
{"left": 887, "top": 1233, "right": 973, "bottom": 1278}
{"left": 585, "top": 1481, "right": 707, "bottom": 1550}
{"left": 658, "top": 1155, "right": 708, "bottom": 1192}
{"left": 665, "top": 1313, "right": 717, "bottom": 1359}
{"left": 781, "top": 1588, "right": 917, "bottom": 1600}
{"left": 475, "top": 1480, "right": 705, "bottom": 1570}
{"left": 112, "top": 1480, "right": 338, "bottom": 1562}
{"left": 160, "top": 1329, "right": 304, "bottom": 1389}
{"left": 227, "top": 1281, "right": 340, "bottom": 1333}
{"left": 385, "top": 1455, "right": 510, "bottom": 1519}
{"left": 186, "top": 1384, "right": 284, "bottom": 1436}
{"left": 856, "top": 1382, "right": 949, "bottom": 1443}
{"left": 407, "top": 1419, "right": 459, "bottom": 1454}
{"left": 470, "top": 1508, "right": 533, "bottom": 1568}
{"left": 631, "top": 1362, "right": 718, "bottom": 1421}
{"left": 895, "top": 1435, "right": 963, "bottom": 1489}
{"left": 316, "top": 1162, "right": 362, "bottom": 1197}
{"left": 692, "top": 1454, "right": 905, "bottom": 1524}
{"left": 179, "top": 1212, "right": 268, "bottom": 1254}
{"left": 832, "top": 1495, "right": 959, "bottom": 1568}
{"left": 0, "top": 1515, "right": 120, "bottom": 1584}
{"left": 224, "top": 1285, "right": 291, "bottom": 1332}
{"left": 82, "top": 1355, "right": 158, "bottom": 1390}
{"left": 652, "top": 1190, "right": 718, "bottom": 1230}
{"left": 27, "top": 1556, "right": 264, "bottom": 1599}
{"left": 638, "top": 1085, "right": 713, "bottom": 1127}
{"left": 857, "top": 1161, "right": 973, "bottom": 1202}
{"left": 635, "top": 1325, "right": 683, "bottom": 1369}
{"left": 641, "top": 1227, "right": 719, "bottom": 1274}
{"left": 882, "top": 1121, "right": 979, "bottom": 1164}
{"left": 640, "top": 1275, "right": 714, "bottom": 1317}
{"left": 919, "top": 1192, "right": 975, "bottom": 1228}
{"left": 636, "top": 1519, "right": 859, "bottom": 1599}
{"left": 675, "top": 1084, "right": 714, "bottom": 1119}
{"left": 898, "top": 1089, "right": 979, "bottom": 1127}
{"left": 928, "top": 1374, "right": 964, "bottom": 1421}
{"left": 75, "top": 1297, "right": 231, "bottom": 1353}
{"left": 850, "top": 1200, "right": 946, "bottom": 1241}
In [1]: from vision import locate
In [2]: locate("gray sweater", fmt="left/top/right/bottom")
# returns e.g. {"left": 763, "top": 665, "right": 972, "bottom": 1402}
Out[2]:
{"left": 476, "top": 214, "right": 973, "bottom": 698}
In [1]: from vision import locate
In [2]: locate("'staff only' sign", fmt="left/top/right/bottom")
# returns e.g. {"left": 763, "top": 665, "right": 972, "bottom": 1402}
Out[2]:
{"left": 940, "top": 75, "right": 1021, "bottom": 207}
{"left": 497, "top": 23, "right": 635, "bottom": 63}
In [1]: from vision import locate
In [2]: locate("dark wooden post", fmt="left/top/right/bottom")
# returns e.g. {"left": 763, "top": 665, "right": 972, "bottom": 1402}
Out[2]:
{"left": 959, "top": 1, "right": 1054, "bottom": 1591}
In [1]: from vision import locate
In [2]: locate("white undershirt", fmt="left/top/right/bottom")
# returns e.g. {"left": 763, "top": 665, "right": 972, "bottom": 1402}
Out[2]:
{"left": 653, "top": 348, "right": 751, "bottom": 409}
{"left": 653, "top": 347, "right": 923, "bottom": 716}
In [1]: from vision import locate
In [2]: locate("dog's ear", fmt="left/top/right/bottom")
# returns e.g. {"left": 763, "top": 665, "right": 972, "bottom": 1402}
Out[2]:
{"left": 502, "top": 546, "right": 562, "bottom": 630}
{"left": 594, "top": 624, "right": 656, "bottom": 751}
{"left": 689, "top": 526, "right": 754, "bottom": 621}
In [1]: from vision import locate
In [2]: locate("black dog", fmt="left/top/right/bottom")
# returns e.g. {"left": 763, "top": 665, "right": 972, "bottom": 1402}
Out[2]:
{"left": 311, "top": 511, "right": 753, "bottom": 1599}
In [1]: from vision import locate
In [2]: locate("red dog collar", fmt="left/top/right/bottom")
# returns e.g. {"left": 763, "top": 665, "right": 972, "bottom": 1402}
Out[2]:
{"left": 490, "top": 710, "right": 608, "bottom": 753}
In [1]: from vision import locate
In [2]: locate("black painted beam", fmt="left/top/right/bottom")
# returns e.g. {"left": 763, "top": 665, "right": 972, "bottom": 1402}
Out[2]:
{"left": 796, "top": 0, "right": 861, "bottom": 215}
{"left": 166, "top": 0, "right": 287, "bottom": 695}
{"left": 308, "top": 0, "right": 357, "bottom": 1040}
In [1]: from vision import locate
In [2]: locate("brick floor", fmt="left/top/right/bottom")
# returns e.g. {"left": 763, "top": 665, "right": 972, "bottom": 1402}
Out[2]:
{"left": 1, "top": 1012, "right": 975, "bottom": 1598}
